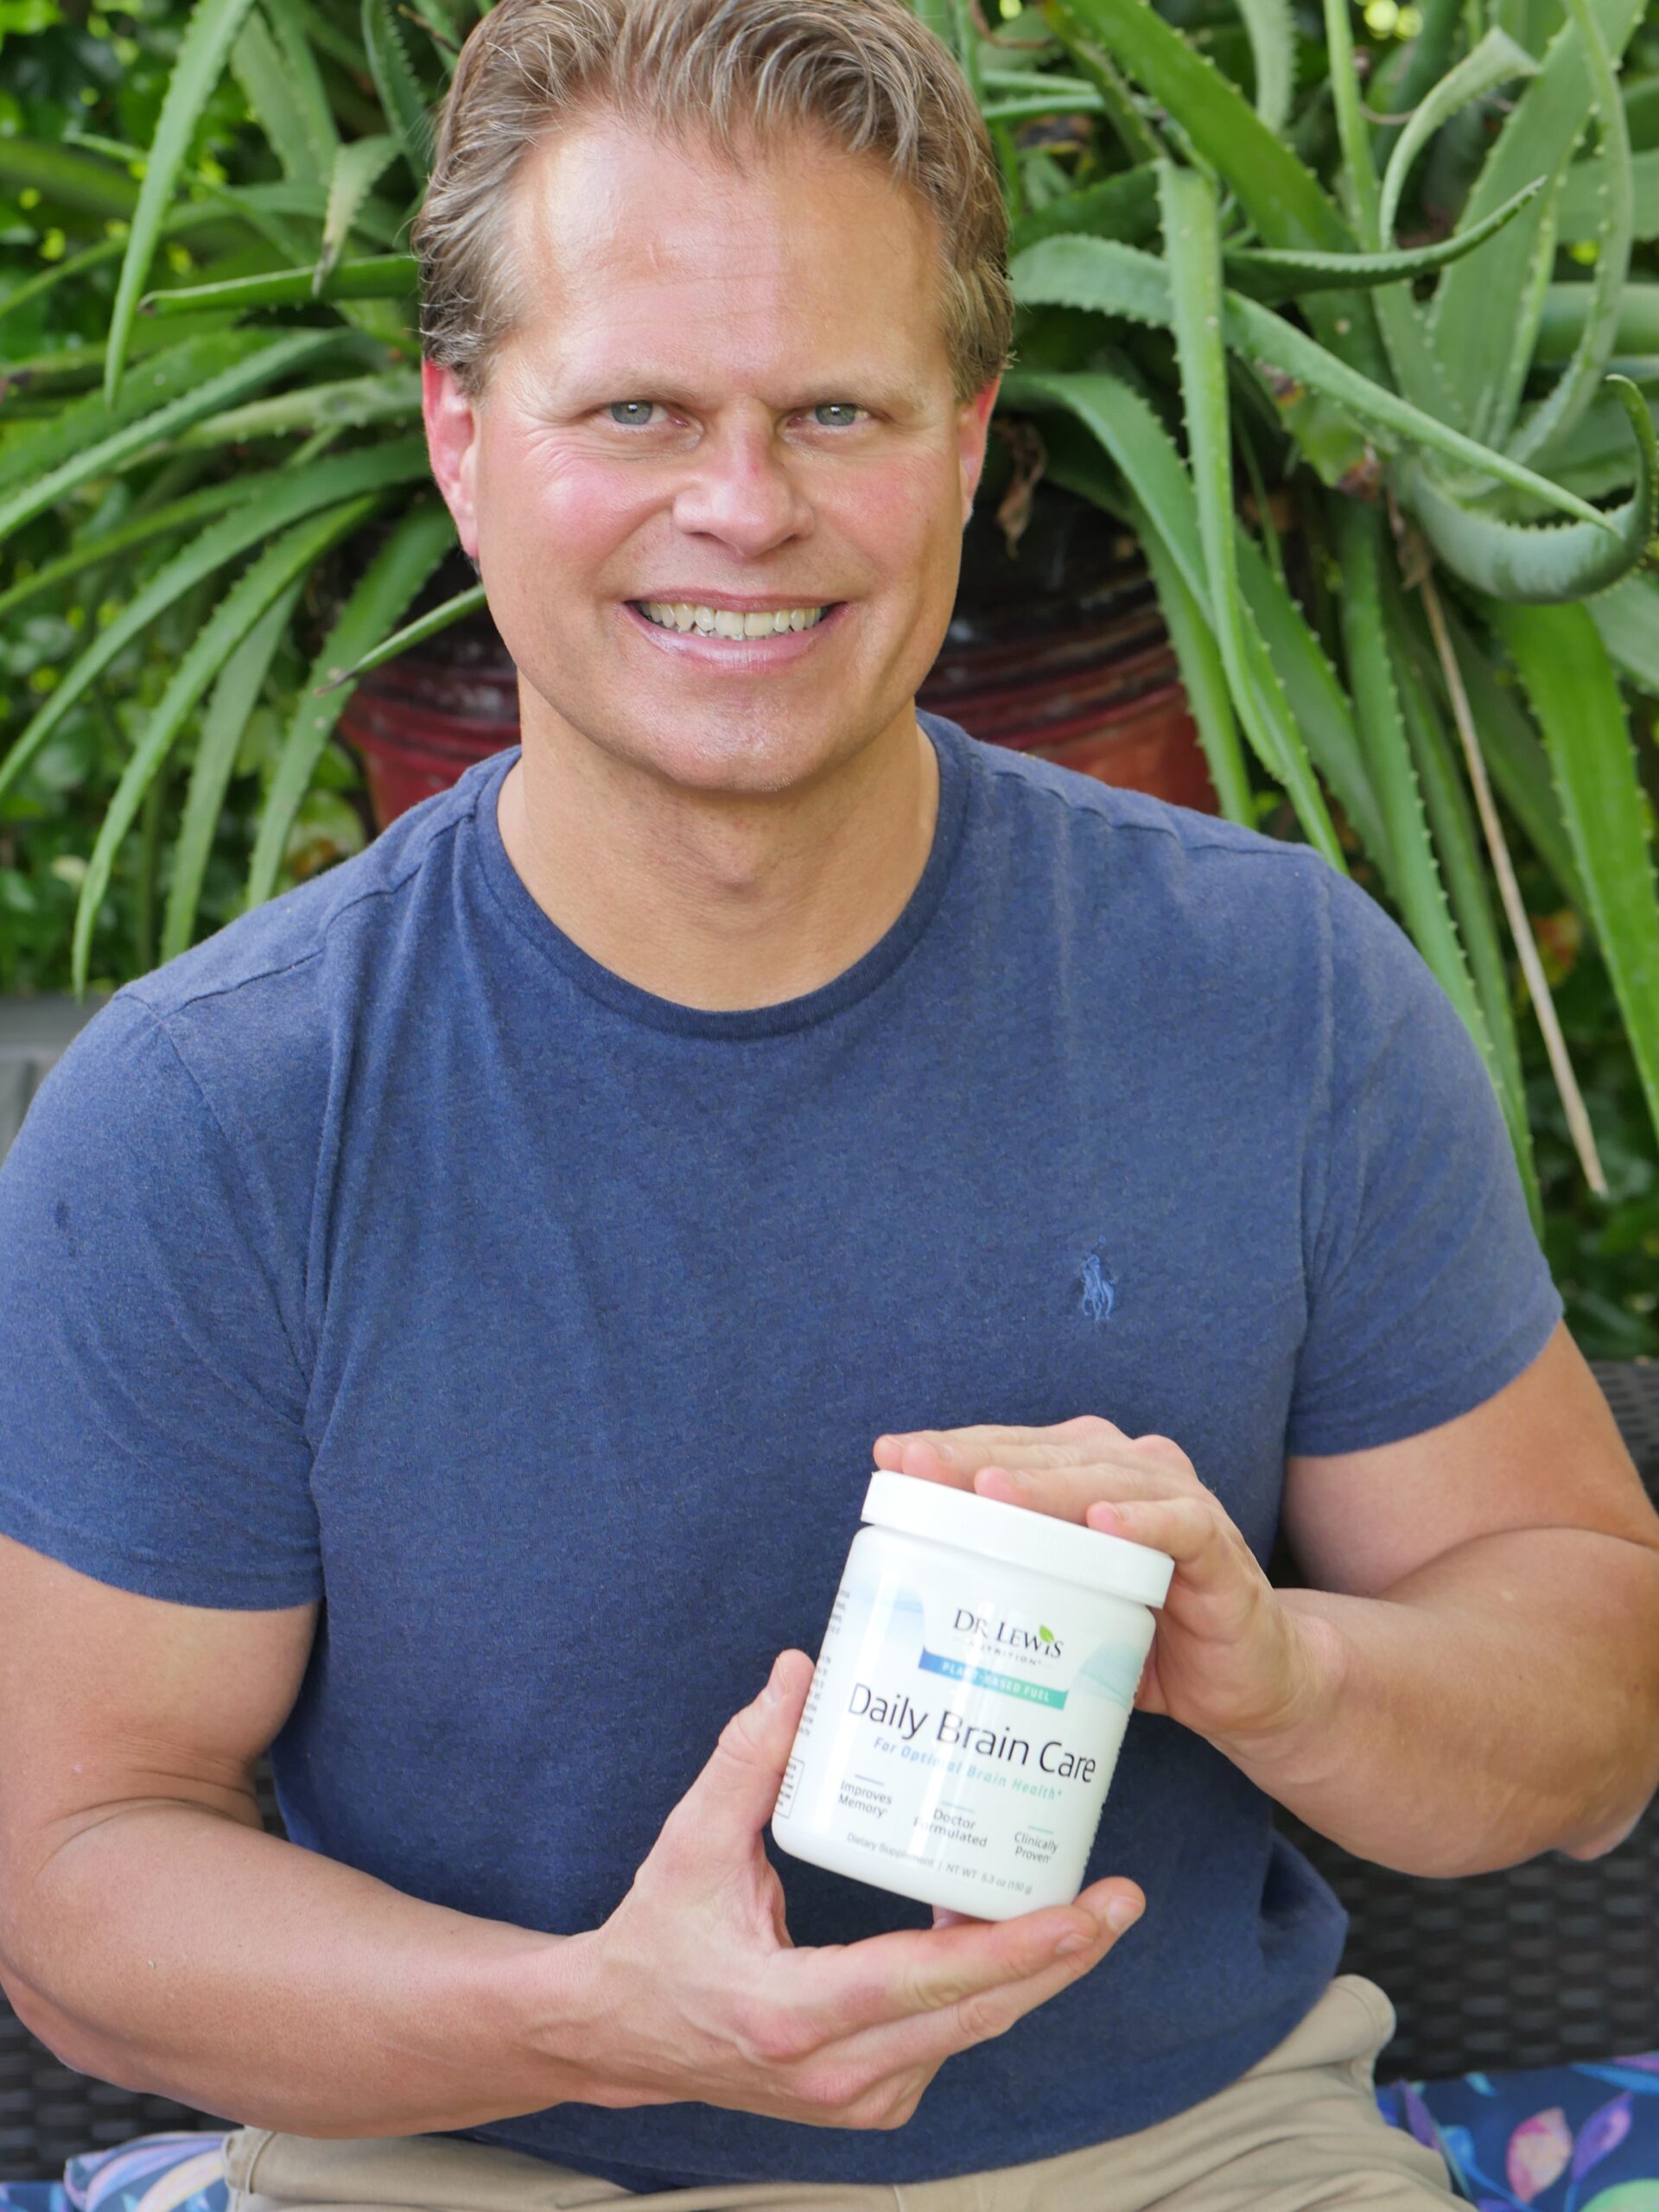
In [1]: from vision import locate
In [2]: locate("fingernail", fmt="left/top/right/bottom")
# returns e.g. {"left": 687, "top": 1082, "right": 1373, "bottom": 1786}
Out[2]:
{"left": 766, "top": 1656, "right": 789, "bottom": 1704}
{"left": 931, "top": 1440, "right": 956, "bottom": 1462}
{"left": 1103, "top": 1894, "right": 1143, "bottom": 1933}
{"left": 1052, "top": 1929, "right": 1091, "bottom": 1958}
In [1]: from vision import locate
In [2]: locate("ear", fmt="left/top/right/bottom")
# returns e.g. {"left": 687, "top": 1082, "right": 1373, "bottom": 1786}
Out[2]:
{"left": 958, "top": 374, "right": 1003, "bottom": 527}
{"left": 423, "top": 358, "right": 483, "bottom": 561}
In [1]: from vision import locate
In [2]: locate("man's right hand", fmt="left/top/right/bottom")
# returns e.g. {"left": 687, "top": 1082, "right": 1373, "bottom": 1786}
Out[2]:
{"left": 550, "top": 1650, "right": 1146, "bottom": 2130}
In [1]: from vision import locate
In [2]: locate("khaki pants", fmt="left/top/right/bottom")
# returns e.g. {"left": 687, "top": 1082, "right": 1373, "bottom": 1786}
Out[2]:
{"left": 223, "top": 1974, "right": 1453, "bottom": 2212}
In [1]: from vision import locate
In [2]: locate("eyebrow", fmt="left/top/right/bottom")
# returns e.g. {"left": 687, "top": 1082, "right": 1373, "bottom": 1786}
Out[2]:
{"left": 549, "top": 371, "right": 931, "bottom": 415}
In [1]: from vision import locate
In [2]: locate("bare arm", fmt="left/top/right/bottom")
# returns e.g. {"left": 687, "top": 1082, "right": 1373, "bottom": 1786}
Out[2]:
{"left": 1239, "top": 1323, "right": 1659, "bottom": 1874}
{"left": 0, "top": 1535, "right": 1140, "bottom": 2139}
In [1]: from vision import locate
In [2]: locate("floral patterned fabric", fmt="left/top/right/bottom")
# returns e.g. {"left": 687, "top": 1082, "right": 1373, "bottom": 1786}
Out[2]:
{"left": 1376, "top": 2055, "right": 1659, "bottom": 2211}
{"left": 2, "top": 2064, "right": 1656, "bottom": 2212}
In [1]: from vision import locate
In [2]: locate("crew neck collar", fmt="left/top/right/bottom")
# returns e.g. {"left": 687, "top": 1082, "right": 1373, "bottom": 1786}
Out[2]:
{"left": 471, "top": 709, "right": 973, "bottom": 1039}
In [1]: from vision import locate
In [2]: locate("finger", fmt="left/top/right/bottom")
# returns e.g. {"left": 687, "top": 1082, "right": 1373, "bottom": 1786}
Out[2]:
{"left": 657, "top": 1651, "right": 814, "bottom": 1867}
{"left": 874, "top": 1416, "right": 1133, "bottom": 1471}
{"left": 813, "top": 1881, "right": 1147, "bottom": 2074}
{"left": 971, "top": 1455, "right": 1197, "bottom": 1525}
{"left": 786, "top": 1881, "right": 1145, "bottom": 2043}
{"left": 1085, "top": 1497, "right": 1258, "bottom": 1607}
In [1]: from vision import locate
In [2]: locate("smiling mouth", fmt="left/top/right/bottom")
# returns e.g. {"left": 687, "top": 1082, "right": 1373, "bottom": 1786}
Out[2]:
{"left": 627, "top": 601, "right": 842, "bottom": 638}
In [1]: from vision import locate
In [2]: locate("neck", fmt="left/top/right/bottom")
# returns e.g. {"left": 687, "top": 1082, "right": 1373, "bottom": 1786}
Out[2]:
{"left": 496, "top": 702, "right": 941, "bottom": 1012}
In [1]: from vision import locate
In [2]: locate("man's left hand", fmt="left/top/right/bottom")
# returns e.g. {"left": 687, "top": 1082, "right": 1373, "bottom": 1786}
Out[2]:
{"left": 870, "top": 1416, "right": 1341, "bottom": 1758}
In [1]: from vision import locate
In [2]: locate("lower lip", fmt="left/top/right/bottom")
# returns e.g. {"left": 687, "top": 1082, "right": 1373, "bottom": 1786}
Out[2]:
{"left": 622, "top": 599, "right": 849, "bottom": 671}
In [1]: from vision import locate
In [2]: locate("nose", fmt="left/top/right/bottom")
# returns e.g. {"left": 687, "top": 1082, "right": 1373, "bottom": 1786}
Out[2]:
{"left": 669, "top": 407, "right": 816, "bottom": 555}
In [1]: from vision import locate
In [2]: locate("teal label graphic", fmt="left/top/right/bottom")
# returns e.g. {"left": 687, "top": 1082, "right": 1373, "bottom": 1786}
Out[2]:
{"left": 918, "top": 1646, "right": 1069, "bottom": 1708}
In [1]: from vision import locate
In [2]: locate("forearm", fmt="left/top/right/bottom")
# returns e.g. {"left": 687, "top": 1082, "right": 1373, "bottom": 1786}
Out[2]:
{"left": 0, "top": 1802, "right": 605, "bottom": 2136}
{"left": 1225, "top": 1528, "right": 1659, "bottom": 1876}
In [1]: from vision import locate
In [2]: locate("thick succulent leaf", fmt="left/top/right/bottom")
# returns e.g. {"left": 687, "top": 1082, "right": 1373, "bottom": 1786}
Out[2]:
{"left": 245, "top": 501, "right": 457, "bottom": 906}
{"left": 0, "top": 439, "right": 429, "bottom": 811}
{"left": 315, "top": 137, "right": 402, "bottom": 293}
{"left": 1398, "top": 376, "right": 1656, "bottom": 597}
{"left": 1537, "top": 280, "right": 1659, "bottom": 359}
{"left": 72, "top": 497, "right": 382, "bottom": 995}
{"left": 0, "top": 480, "right": 247, "bottom": 626}
{"left": 1558, "top": 146, "right": 1659, "bottom": 238}
{"left": 141, "top": 256, "right": 417, "bottom": 313}
{"left": 1235, "top": 0, "right": 1295, "bottom": 132}
{"left": 1430, "top": 0, "right": 1645, "bottom": 441}
{"left": 0, "top": 329, "right": 338, "bottom": 548}
{"left": 363, "top": 0, "right": 432, "bottom": 182}
{"left": 1037, "top": 0, "right": 1348, "bottom": 250}
{"left": 104, "top": 0, "right": 262, "bottom": 407}
{"left": 1386, "top": 594, "right": 1541, "bottom": 1219}
{"left": 1159, "top": 161, "right": 1345, "bottom": 869}
{"left": 265, "top": 0, "right": 340, "bottom": 172}
{"left": 0, "top": 329, "right": 271, "bottom": 501}
{"left": 1487, "top": 598, "right": 1659, "bottom": 1148}
{"left": 173, "top": 369, "right": 422, "bottom": 447}
{"left": 231, "top": 9, "right": 323, "bottom": 181}
{"left": 1588, "top": 570, "right": 1659, "bottom": 688}
{"left": 0, "top": 136, "right": 137, "bottom": 220}
{"left": 1378, "top": 30, "right": 1540, "bottom": 243}
{"left": 1506, "top": 0, "right": 1634, "bottom": 466}
{"left": 315, "top": 581, "right": 489, "bottom": 688}
{"left": 1222, "top": 181, "right": 1545, "bottom": 299}
{"left": 1127, "top": 493, "right": 1256, "bottom": 825}
{"left": 1009, "top": 232, "right": 1620, "bottom": 525}
{"left": 1334, "top": 498, "right": 1493, "bottom": 1071}
{"left": 995, "top": 365, "right": 1389, "bottom": 863}
{"left": 160, "top": 578, "right": 304, "bottom": 963}
{"left": 1440, "top": 603, "right": 1590, "bottom": 911}
{"left": 1008, "top": 166, "right": 1157, "bottom": 256}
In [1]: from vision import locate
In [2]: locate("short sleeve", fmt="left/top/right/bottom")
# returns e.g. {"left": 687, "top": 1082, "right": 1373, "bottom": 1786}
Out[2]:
{"left": 0, "top": 991, "right": 321, "bottom": 1605}
{"left": 1285, "top": 867, "right": 1565, "bottom": 1457}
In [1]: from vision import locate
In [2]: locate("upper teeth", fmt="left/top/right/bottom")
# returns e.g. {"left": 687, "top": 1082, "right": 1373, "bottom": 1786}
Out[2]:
{"left": 639, "top": 602, "right": 826, "bottom": 637}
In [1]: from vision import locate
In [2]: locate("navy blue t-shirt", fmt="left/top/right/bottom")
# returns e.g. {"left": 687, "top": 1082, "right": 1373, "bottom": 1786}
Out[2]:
{"left": 0, "top": 710, "right": 1561, "bottom": 2190}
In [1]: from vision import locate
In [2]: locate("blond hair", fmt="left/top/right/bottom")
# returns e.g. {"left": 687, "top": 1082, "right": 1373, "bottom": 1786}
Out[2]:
{"left": 409, "top": 0, "right": 1015, "bottom": 406}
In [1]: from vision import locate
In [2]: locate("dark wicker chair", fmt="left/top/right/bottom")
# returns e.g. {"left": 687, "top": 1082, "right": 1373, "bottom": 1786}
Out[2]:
{"left": 3, "top": 1360, "right": 1657, "bottom": 2183}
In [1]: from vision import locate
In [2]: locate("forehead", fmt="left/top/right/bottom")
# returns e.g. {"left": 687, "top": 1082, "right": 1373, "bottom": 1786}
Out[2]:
{"left": 498, "top": 110, "right": 952, "bottom": 399}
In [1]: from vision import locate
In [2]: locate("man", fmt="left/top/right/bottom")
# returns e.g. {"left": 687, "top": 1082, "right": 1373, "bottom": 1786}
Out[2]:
{"left": 2, "top": 2, "right": 1656, "bottom": 2208}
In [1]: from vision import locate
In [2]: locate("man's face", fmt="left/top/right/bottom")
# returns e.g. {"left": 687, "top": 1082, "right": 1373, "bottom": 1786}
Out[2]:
{"left": 423, "top": 110, "right": 1001, "bottom": 797}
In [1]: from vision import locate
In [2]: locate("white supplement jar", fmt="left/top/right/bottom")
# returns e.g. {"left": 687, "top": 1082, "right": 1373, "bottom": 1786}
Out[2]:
{"left": 772, "top": 1472, "right": 1173, "bottom": 1919}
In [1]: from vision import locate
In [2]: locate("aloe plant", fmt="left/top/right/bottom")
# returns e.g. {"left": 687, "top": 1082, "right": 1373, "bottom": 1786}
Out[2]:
{"left": 931, "top": 0, "right": 1659, "bottom": 1224}
{"left": 2, "top": 0, "right": 1657, "bottom": 1240}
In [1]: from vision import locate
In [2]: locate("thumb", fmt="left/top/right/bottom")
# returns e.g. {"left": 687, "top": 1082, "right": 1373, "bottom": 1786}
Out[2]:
{"left": 671, "top": 1650, "right": 815, "bottom": 1856}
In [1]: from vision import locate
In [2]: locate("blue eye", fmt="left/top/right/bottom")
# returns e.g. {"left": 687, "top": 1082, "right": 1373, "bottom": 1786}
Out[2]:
{"left": 605, "top": 401, "right": 866, "bottom": 429}
{"left": 608, "top": 401, "right": 658, "bottom": 427}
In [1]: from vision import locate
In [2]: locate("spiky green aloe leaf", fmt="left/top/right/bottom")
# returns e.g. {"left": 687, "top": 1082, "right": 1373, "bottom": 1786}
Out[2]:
{"left": 0, "top": 480, "right": 248, "bottom": 627}
{"left": 1486, "top": 597, "right": 1659, "bottom": 1149}
{"left": 0, "top": 329, "right": 273, "bottom": 501}
{"left": 1505, "top": 0, "right": 1634, "bottom": 467}
{"left": 140, "top": 256, "right": 417, "bottom": 314}
{"left": 997, "top": 366, "right": 1389, "bottom": 866}
{"left": 231, "top": 7, "right": 327, "bottom": 181}
{"left": 1587, "top": 569, "right": 1659, "bottom": 689}
{"left": 1007, "top": 166, "right": 1158, "bottom": 256}
{"left": 72, "top": 497, "right": 383, "bottom": 995}
{"left": 0, "top": 329, "right": 338, "bottom": 549}
{"left": 1386, "top": 589, "right": 1541, "bottom": 1224}
{"left": 1377, "top": 30, "right": 1540, "bottom": 244}
{"left": 1334, "top": 499, "right": 1494, "bottom": 1078}
{"left": 315, "top": 137, "right": 402, "bottom": 293}
{"left": 0, "top": 439, "right": 429, "bottom": 813}
{"left": 1008, "top": 232, "right": 1620, "bottom": 527}
{"left": 314, "top": 580, "right": 489, "bottom": 689}
{"left": 1429, "top": 0, "right": 1645, "bottom": 442}
{"left": 159, "top": 578, "right": 304, "bottom": 964}
{"left": 0, "top": 136, "right": 137, "bottom": 221}
{"left": 1222, "top": 181, "right": 1546, "bottom": 300}
{"left": 264, "top": 0, "right": 340, "bottom": 172}
{"left": 1558, "top": 147, "right": 1659, "bottom": 239}
{"left": 172, "top": 370, "right": 422, "bottom": 448}
{"left": 245, "top": 501, "right": 457, "bottom": 907}
{"left": 1128, "top": 493, "right": 1256, "bottom": 825}
{"left": 1235, "top": 0, "right": 1295, "bottom": 133}
{"left": 1397, "top": 376, "right": 1656, "bottom": 598}
{"left": 104, "top": 0, "right": 263, "bottom": 407}
{"left": 1159, "top": 161, "right": 1345, "bottom": 870}
{"left": 363, "top": 0, "right": 432, "bottom": 181}
{"left": 1537, "top": 281, "right": 1659, "bottom": 360}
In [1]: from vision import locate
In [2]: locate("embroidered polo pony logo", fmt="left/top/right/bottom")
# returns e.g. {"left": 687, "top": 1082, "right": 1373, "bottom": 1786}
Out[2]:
{"left": 1079, "top": 1242, "right": 1116, "bottom": 1323}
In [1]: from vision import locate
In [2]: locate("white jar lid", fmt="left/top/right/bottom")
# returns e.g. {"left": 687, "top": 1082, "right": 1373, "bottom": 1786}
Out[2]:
{"left": 861, "top": 1471, "right": 1174, "bottom": 1608}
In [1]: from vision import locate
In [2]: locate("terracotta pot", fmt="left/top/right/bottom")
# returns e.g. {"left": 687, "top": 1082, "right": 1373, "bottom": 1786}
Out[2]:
{"left": 340, "top": 479, "right": 1219, "bottom": 830}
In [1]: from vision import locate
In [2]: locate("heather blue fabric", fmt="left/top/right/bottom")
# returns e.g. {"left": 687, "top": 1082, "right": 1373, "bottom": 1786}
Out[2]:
{"left": 0, "top": 710, "right": 1562, "bottom": 2191}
